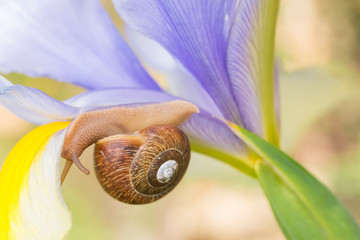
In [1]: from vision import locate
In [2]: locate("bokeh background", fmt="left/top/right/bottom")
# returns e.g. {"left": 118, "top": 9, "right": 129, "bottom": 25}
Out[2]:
{"left": 1, "top": 0, "right": 360, "bottom": 239}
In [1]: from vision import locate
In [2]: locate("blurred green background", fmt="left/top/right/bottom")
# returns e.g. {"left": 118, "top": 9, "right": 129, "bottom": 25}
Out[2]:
{"left": 1, "top": 0, "right": 360, "bottom": 239}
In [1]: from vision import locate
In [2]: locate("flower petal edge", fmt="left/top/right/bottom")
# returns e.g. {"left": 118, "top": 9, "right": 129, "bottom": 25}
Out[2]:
{"left": 0, "top": 122, "right": 71, "bottom": 239}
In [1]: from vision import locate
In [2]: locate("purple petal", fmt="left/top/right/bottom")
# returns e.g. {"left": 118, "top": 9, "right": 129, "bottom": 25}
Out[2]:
{"left": 0, "top": 85, "right": 79, "bottom": 125}
{"left": 113, "top": 0, "right": 242, "bottom": 123}
{"left": 224, "top": 0, "right": 239, "bottom": 38}
{"left": 166, "top": 68, "right": 225, "bottom": 118}
{"left": 181, "top": 111, "right": 245, "bottom": 155}
{"left": 0, "top": 75, "right": 12, "bottom": 87}
{"left": 123, "top": 28, "right": 224, "bottom": 117}
{"left": 124, "top": 26, "right": 177, "bottom": 72}
{"left": 226, "top": 0, "right": 279, "bottom": 141}
{"left": 0, "top": 0, "right": 159, "bottom": 90}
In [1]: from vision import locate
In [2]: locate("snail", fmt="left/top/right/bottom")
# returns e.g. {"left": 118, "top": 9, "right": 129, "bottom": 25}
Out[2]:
{"left": 61, "top": 100, "right": 198, "bottom": 204}
{"left": 94, "top": 125, "right": 190, "bottom": 204}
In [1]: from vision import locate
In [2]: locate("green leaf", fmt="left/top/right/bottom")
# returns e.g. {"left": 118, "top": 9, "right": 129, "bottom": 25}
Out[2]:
{"left": 226, "top": 122, "right": 360, "bottom": 239}
{"left": 257, "top": 162, "right": 326, "bottom": 239}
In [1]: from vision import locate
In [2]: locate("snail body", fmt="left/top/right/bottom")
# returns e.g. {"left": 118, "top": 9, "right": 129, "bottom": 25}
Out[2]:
{"left": 94, "top": 125, "right": 190, "bottom": 204}
{"left": 60, "top": 101, "right": 198, "bottom": 204}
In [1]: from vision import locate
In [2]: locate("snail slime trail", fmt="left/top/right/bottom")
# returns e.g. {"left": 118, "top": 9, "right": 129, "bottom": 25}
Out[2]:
{"left": 60, "top": 101, "right": 198, "bottom": 204}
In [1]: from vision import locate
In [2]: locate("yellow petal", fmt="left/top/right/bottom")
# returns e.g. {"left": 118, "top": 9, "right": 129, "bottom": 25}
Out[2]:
{"left": 0, "top": 122, "right": 70, "bottom": 239}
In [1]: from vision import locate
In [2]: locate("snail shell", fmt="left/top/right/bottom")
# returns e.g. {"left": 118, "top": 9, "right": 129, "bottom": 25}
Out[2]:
{"left": 93, "top": 125, "right": 190, "bottom": 204}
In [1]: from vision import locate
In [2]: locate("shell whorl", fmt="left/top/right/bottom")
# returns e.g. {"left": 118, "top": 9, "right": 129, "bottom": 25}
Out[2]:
{"left": 94, "top": 125, "right": 190, "bottom": 204}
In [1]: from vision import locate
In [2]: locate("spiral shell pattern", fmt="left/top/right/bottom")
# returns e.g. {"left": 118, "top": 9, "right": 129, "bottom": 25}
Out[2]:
{"left": 93, "top": 125, "right": 190, "bottom": 204}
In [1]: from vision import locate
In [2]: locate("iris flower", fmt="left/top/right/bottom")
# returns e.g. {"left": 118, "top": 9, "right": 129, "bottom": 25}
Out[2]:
{"left": 0, "top": 0, "right": 359, "bottom": 239}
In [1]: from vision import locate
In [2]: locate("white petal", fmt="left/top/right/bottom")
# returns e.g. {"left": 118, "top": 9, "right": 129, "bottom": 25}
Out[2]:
{"left": 10, "top": 129, "right": 71, "bottom": 239}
